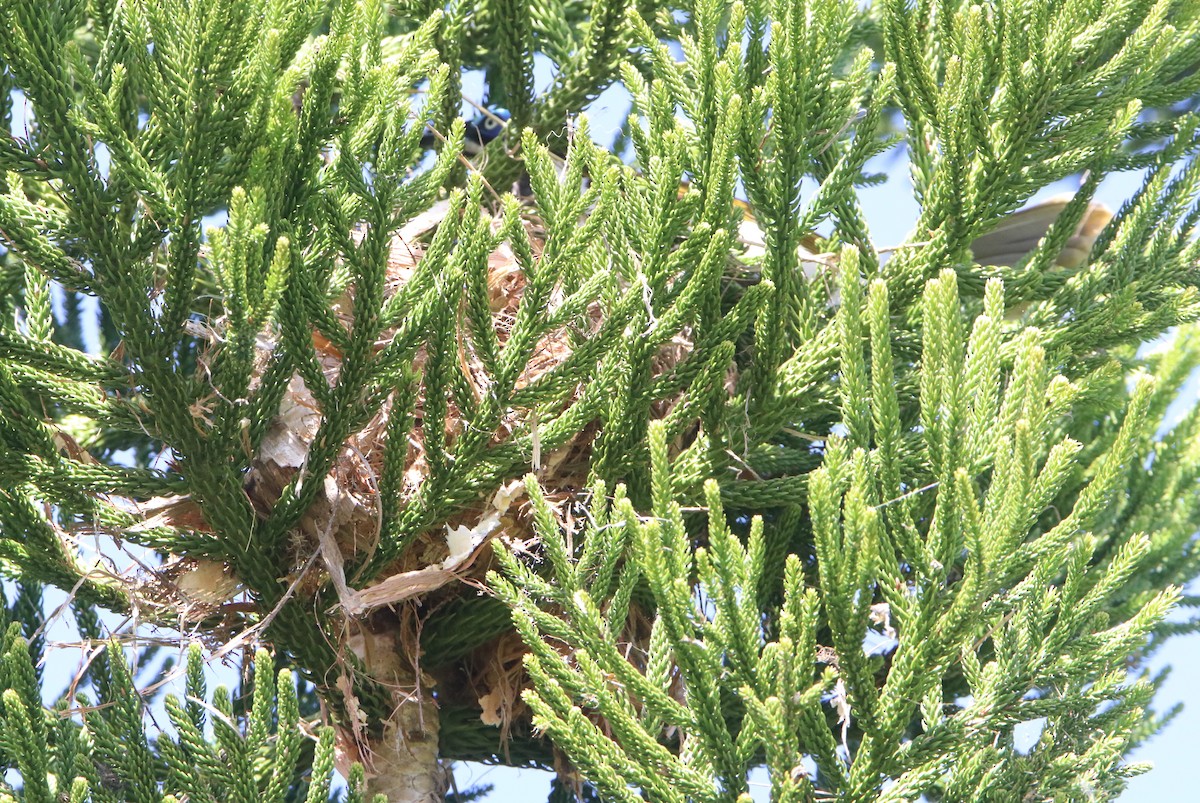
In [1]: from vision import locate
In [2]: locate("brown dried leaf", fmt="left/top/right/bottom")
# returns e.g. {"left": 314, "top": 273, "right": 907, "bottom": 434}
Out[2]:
{"left": 127, "top": 495, "right": 210, "bottom": 533}
{"left": 478, "top": 687, "right": 504, "bottom": 727}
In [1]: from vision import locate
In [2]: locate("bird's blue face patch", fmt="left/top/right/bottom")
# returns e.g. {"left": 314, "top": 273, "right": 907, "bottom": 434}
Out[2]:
{"left": 474, "top": 109, "right": 510, "bottom": 142}
{"left": 461, "top": 108, "right": 510, "bottom": 155}
{"left": 422, "top": 108, "right": 511, "bottom": 155}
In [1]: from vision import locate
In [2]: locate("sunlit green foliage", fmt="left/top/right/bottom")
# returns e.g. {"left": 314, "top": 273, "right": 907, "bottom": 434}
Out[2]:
{"left": 1, "top": 0, "right": 1199, "bottom": 800}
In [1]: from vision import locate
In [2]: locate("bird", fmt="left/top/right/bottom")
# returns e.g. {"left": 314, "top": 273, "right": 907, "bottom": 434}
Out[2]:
{"left": 732, "top": 191, "right": 1112, "bottom": 317}
{"left": 970, "top": 194, "right": 1112, "bottom": 271}
{"left": 421, "top": 107, "right": 511, "bottom": 156}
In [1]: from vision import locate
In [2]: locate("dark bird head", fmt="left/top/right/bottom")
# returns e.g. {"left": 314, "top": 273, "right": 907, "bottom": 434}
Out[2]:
{"left": 421, "top": 108, "right": 511, "bottom": 155}
{"left": 467, "top": 108, "right": 510, "bottom": 153}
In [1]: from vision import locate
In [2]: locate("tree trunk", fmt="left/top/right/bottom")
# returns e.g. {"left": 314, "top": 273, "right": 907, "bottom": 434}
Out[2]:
{"left": 342, "top": 627, "right": 450, "bottom": 803}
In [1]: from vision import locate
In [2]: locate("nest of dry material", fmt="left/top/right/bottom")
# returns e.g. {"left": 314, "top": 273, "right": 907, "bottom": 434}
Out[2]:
{"left": 116, "top": 192, "right": 767, "bottom": 776}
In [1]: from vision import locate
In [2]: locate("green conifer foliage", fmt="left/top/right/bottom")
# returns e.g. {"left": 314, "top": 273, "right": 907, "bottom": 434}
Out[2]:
{"left": 1, "top": 0, "right": 1200, "bottom": 800}
{"left": 0, "top": 627, "right": 384, "bottom": 803}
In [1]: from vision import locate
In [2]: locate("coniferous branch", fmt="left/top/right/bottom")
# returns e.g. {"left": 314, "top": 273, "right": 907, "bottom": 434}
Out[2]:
{"left": 1, "top": 0, "right": 1200, "bottom": 800}
{"left": 0, "top": 629, "right": 383, "bottom": 803}
{"left": 497, "top": 344, "right": 1192, "bottom": 798}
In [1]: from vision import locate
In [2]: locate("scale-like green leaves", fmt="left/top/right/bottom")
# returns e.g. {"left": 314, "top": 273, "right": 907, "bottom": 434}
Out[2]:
{"left": 1, "top": 0, "right": 1200, "bottom": 799}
